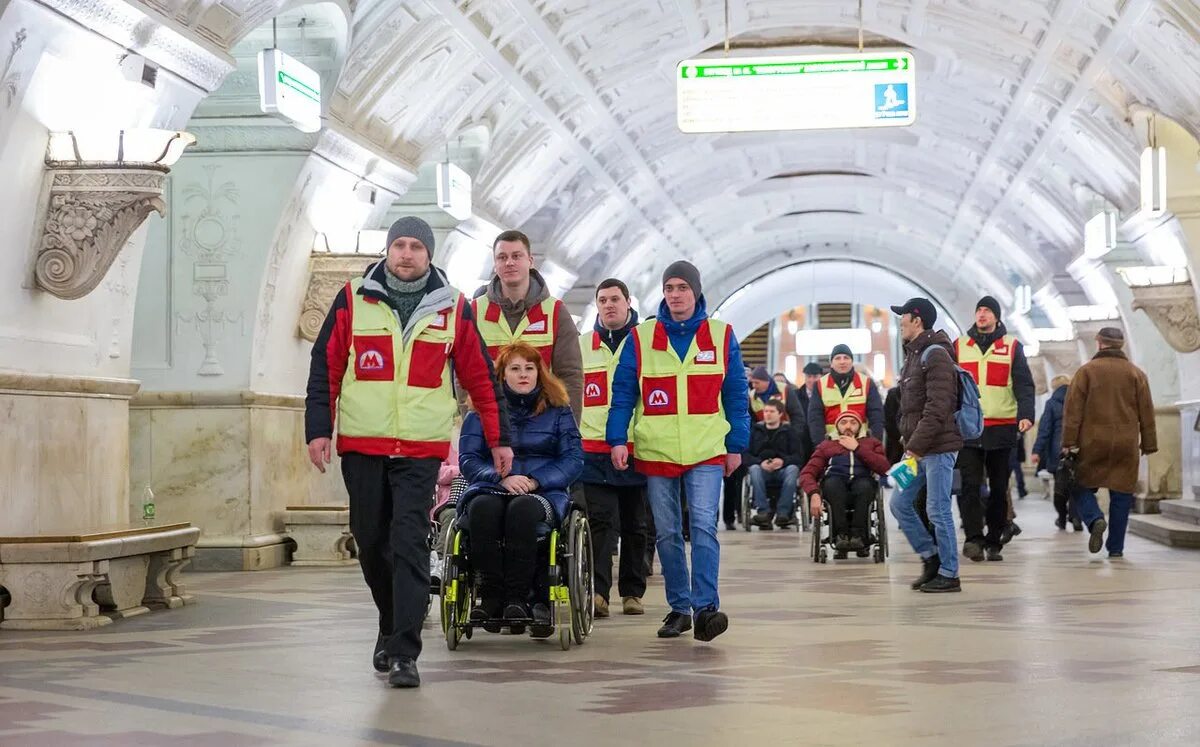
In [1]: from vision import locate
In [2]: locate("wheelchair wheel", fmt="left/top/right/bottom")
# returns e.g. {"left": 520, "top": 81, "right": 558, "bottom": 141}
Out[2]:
{"left": 874, "top": 495, "right": 889, "bottom": 563}
{"left": 798, "top": 490, "right": 810, "bottom": 532}
{"left": 440, "top": 521, "right": 469, "bottom": 650}
{"left": 568, "top": 513, "right": 593, "bottom": 645}
{"left": 741, "top": 479, "right": 752, "bottom": 531}
{"left": 810, "top": 516, "right": 821, "bottom": 562}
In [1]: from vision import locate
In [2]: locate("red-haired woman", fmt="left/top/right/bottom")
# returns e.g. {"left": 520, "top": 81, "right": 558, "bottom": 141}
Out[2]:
{"left": 458, "top": 342, "right": 584, "bottom": 628}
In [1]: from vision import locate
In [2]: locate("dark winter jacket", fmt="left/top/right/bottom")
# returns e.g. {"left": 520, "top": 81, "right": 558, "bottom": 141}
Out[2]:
{"left": 581, "top": 311, "right": 645, "bottom": 488}
{"left": 898, "top": 329, "right": 963, "bottom": 456}
{"left": 1032, "top": 384, "right": 1068, "bottom": 472}
{"left": 1062, "top": 348, "right": 1157, "bottom": 494}
{"left": 747, "top": 423, "right": 803, "bottom": 467}
{"left": 883, "top": 387, "right": 904, "bottom": 465}
{"left": 956, "top": 322, "right": 1036, "bottom": 451}
{"left": 459, "top": 385, "right": 583, "bottom": 524}
{"left": 799, "top": 436, "right": 891, "bottom": 495}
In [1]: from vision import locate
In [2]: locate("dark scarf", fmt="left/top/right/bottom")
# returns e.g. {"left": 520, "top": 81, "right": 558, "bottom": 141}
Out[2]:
{"left": 503, "top": 383, "right": 542, "bottom": 417}
{"left": 383, "top": 266, "right": 430, "bottom": 327}
{"left": 831, "top": 369, "right": 855, "bottom": 395}
{"left": 968, "top": 321, "right": 1007, "bottom": 354}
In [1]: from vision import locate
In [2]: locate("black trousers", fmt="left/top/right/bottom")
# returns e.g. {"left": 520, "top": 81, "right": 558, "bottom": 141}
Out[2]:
{"left": 342, "top": 453, "right": 441, "bottom": 660}
{"left": 823, "top": 475, "right": 876, "bottom": 541}
{"left": 584, "top": 483, "right": 648, "bottom": 601}
{"left": 957, "top": 447, "right": 1011, "bottom": 549}
{"left": 723, "top": 464, "right": 747, "bottom": 525}
{"left": 467, "top": 493, "right": 546, "bottom": 606}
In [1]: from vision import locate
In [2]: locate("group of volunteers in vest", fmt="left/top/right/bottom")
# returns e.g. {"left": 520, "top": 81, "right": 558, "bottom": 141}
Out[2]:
{"left": 303, "top": 215, "right": 1141, "bottom": 689}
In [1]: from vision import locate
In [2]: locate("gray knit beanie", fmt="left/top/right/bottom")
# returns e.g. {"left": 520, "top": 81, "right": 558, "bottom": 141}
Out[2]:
{"left": 385, "top": 216, "right": 436, "bottom": 258}
{"left": 662, "top": 260, "right": 702, "bottom": 297}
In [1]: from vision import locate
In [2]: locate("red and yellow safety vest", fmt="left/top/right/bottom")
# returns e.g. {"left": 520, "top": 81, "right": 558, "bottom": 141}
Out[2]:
{"left": 338, "top": 277, "right": 460, "bottom": 458}
{"left": 472, "top": 295, "right": 561, "bottom": 365}
{"left": 820, "top": 372, "right": 870, "bottom": 437}
{"left": 956, "top": 334, "right": 1019, "bottom": 426}
{"left": 580, "top": 331, "right": 632, "bottom": 454}
{"left": 631, "top": 318, "right": 731, "bottom": 474}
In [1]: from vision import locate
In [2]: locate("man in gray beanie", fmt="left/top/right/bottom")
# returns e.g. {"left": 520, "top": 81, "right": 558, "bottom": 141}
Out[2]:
{"left": 305, "top": 215, "right": 512, "bottom": 688}
{"left": 606, "top": 259, "right": 750, "bottom": 642}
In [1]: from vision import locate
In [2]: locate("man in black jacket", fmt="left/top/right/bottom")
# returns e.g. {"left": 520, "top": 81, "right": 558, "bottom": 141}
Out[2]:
{"left": 953, "top": 296, "right": 1036, "bottom": 562}
{"left": 747, "top": 400, "right": 803, "bottom": 528}
{"left": 579, "top": 279, "right": 648, "bottom": 617}
{"left": 785, "top": 362, "right": 823, "bottom": 464}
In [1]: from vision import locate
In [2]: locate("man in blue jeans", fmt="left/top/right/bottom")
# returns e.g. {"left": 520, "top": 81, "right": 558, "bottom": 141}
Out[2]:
{"left": 747, "top": 400, "right": 802, "bottom": 529}
{"left": 608, "top": 260, "right": 750, "bottom": 641}
{"left": 887, "top": 298, "right": 964, "bottom": 593}
{"left": 1061, "top": 327, "right": 1156, "bottom": 557}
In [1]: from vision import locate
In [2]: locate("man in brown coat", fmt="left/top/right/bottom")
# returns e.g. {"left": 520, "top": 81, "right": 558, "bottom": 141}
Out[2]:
{"left": 1062, "top": 327, "right": 1156, "bottom": 557}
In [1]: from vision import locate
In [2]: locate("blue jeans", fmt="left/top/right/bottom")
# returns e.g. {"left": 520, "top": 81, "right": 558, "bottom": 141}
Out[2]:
{"left": 646, "top": 464, "right": 724, "bottom": 616}
{"left": 748, "top": 464, "right": 799, "bottom": 516}
{"left": 1074, "top": 487, "right": 1134, "bottom": 554}
{"left": 890, "top": 451, "right": 959, "bottom": 578}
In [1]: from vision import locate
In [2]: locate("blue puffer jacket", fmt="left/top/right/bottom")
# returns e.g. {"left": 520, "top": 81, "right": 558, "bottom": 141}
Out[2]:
{"left": 1032, "top": 384, "right": 1068, "bottom": 472}
{"left": 459, "top": 385, "right": 584, "bottom": 524}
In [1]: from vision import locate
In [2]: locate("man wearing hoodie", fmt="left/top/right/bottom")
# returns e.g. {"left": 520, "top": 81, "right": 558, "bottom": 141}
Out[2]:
{"left": 801, "top": 410, "right": 891, "bottom": 556}
{"left": 608, "top": 260, "right": 750, "bottom": 642}
{"left": 888, "top": 298, "right": 964, "bottom": 593}
{"left": 1033, "top": 375, "right": 1081, "bottom": 531}
{"left": 807, "top": 344, "right": 885, "bottom": 447}
{"left": 954, "top": 296, "right": 1036, "bottom": 562}
{"left": 473, "top": 230, "right": 583, "bottom": 419}
{"left": 305, "top": 217, "right": 512, "bottom": 688}
{"left": 580, "top": 278, "right": 649, "bottom": 618}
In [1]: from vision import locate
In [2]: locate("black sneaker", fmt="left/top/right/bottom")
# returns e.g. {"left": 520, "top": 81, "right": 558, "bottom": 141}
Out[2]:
{"left": 657, "top": 611, "right": 693, "bottom": 638}
{"left": 751, "top": 512, "right": 774, "bottom": 529}
{"left": 1000, "top": 522, "right": 1022, "bottom": 546}
{"left": 834, "top": 548, "right": 848, "bottom": 560}
{"left": 920, "top": 575, "right": 962, "bottom": 593}
{"left": 1071, "top": 518, "right": 1084, "bottom": 532}
{"left": 775, "top": 514, "right": 798, "bottom": 528}
{"left": 373, "top": 647, "right": 389, "bottom": 673}
{"left": 856, "top": 547, "right": 871, "bottom": 558}
{"left": 694, "top": 609, "right": 729, "bottom": 642}
{"left": 1109, "top": 552, "right": 1124, "bottom": 559}
{"left": 503, "top": 603, "right": 530, "bottom": 622}
{"left": 724, "top": 521, "right": 736, "bottom": 531}
{"left": 1088, "top": 519, "right": 1107, "bottom": 554}
{"left": 470, "top": 597, "right": 503, "bottom": 624}
{"left": 834, "top": 535, "right": 852, "bottom": 551}
{"left": 848, "top": 535, "right": 866, "bottom": 551}
{"left": 387, "top": 657, "right": 420, "bottom": 688}
{"left": 911, "top": 555, "right": 941, "bottom": 590}
{"left": 1055, "top": 517, "right": 1067, "bottom": 530}
{"left": 529, "top": 603, "right": 553, "bottom": 638}
{"left": 986, "top": 547, "right": 1003, "bottom": 562}
{"left": 963, "top": 541, "right": 985, "bottom": 562}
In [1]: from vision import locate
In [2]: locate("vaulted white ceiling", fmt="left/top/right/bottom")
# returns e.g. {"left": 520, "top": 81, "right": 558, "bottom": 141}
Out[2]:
{"left": 158, "top": 0, "right": 1200, "bottom": 321}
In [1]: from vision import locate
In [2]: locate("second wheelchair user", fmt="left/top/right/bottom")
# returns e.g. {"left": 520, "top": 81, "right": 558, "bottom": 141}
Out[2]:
{"left": 800, "top": 410, "right": 891, "bottom": 554}
{"left": 458, "top": 342, "right": 584, "bottom": 627}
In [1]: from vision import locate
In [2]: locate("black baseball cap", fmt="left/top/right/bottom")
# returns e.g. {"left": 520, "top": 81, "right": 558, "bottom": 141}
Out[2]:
{"left": 890, "top": 297, "right": 937, "bottom": 326}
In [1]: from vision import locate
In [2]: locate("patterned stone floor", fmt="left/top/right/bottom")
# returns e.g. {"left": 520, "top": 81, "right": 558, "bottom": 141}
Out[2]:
{"left": 2, "top": 494, "right": 1199, "bottom": 746}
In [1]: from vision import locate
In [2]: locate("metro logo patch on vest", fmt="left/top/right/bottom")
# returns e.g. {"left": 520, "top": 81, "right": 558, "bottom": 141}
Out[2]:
{"left": 584, "top": 371, "right": 608, "bottom": 406}
{"left": 642, "top": 376, "right": 679, "bottom": 415}
{"left": 353, "top": 335, "right": 393, "bottom": 381}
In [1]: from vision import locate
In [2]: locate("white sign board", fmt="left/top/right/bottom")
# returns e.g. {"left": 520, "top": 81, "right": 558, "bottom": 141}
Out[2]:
{"left": 259, "top": 49, "right": 322, "bottom": 133}
{"left": 436, "top": 162, "right": 473, "bottom": 221}
{"left": 677, "top": 51, "right": 916, "bottom": 133}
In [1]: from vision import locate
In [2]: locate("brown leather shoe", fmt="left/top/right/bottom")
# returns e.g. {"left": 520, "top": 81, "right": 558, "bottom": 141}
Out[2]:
{"left": 594, "top": 594, "right": 610, "bottom": 618}
{"left": 622, "top": 596, "right": 644, "bottom": 615}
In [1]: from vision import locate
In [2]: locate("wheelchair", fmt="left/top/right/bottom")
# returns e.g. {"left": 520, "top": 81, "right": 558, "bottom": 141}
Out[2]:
{"left": 439, "top": 501, "right": 594, "bottom": 651}
{"left": 811, "top": 482, "right": 888, "bottom": 563}
{"left": 741, "top": 475, "right": 810, "bottom": 532}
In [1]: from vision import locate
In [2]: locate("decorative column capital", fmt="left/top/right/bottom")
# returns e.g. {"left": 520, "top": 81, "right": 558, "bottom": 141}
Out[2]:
{"left": 297, "top": 254, "right": 375, "bottom": 342}
{"left": 1038, "top": 341, "right": 1082, "bottom": 377}
{"left": 34, "top": 167, "right": 167, "bottom": 300}
{"left": 1129, "top": 282, "right": 1200, "bottom": 353}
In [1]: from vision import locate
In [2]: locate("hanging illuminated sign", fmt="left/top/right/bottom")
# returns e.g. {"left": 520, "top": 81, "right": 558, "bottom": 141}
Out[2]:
{"left": 436, "top": 162, "right": 473, "bottom": 221}
{"left": 676, "top": 51, "right": 916, "bottom": 133}
{"left": 259, "top": 49, "right": 322, "bottom": 133}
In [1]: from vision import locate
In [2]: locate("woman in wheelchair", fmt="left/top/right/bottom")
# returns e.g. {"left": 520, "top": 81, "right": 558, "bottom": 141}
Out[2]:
{"left": 800, "top": 410, "right": 890, "bottom": 556}
{"left": 458, "top": 342, "right": 583, "bottom": 630}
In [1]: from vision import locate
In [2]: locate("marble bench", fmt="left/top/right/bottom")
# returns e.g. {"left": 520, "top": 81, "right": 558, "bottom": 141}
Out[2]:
{"left": 0, "top": 522, "right": 200, "bottom": 630}
{"left": 284, "top": 505, "right": 357, "bottom": 567}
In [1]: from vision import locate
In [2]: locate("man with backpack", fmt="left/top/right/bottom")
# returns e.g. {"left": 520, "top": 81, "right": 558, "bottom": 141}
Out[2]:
{"left": 888, "top": 298, "right": 971, "bottom": 593}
